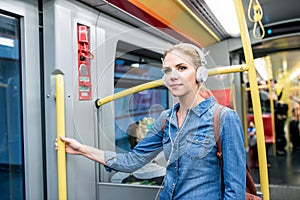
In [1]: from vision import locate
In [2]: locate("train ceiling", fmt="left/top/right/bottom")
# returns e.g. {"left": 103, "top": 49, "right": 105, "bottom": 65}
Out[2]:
{"left": 78, "top": 0, "right": 226, "bottom": 47}
{"left": 78, "top": 0, "right": 300, "bottom": 80}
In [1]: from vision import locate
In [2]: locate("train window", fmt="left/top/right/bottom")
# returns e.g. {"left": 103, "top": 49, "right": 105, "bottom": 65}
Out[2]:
{"left": 0, "top": 13, "right": 24, "bottom": 199}
{"left": 110, "top": 41, "right": 168, "bottom": 185}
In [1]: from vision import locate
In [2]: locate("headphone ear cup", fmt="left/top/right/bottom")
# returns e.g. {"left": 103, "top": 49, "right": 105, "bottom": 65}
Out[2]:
{"left": 196, "top": 67, "right": 208, "bottom": 82}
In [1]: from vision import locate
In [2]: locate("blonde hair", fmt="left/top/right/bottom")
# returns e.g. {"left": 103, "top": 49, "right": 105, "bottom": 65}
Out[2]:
{"left": 163, "top": 43, "right": 204, "bottom": 70}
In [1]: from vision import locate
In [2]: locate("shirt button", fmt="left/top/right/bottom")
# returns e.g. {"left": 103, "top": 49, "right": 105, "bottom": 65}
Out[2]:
{"left": 172, "top": 183, "right": 175, "bottom": 187}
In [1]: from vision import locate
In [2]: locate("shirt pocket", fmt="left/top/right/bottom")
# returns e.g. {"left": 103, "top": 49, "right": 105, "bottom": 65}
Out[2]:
{"left": 185, "top": 132, "right": 215, "bottom": 159}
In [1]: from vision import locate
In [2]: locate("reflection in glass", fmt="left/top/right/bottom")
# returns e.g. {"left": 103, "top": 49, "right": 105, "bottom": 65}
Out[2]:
{"left": 110, "top": 41, "right": 168, "bottom": 185}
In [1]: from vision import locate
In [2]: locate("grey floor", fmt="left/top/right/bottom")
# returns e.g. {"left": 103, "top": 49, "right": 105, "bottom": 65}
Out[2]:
{"left": 249, "top": 146, "right": 300, "bottom": 200}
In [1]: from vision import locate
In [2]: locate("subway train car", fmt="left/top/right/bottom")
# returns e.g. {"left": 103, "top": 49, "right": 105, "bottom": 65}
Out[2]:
{"left": 1, "top": 0, "right": 300, "bottom": 200}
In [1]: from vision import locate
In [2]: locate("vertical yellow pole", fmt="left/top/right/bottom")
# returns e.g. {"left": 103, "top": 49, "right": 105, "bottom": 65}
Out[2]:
{"left": 298, "top": 80, "right": 300, "bottom": 99}
{"left": 267, "top": 80, "right": 276, "bottom": 156}
{"left": 286, "top": 81, "right": 292, "bottom": 148}
{"left": 233, "top": 1, "right": 270, "bottom": 199}
{"left": 56, "top": 74, "right": 67, "bottom": 200}
{"left": 231, "top": 75, "right": 237, "bottom": 111}
{"left": 288, "top": 82, "right": 294, "bottom": 149}
{"left": 242, "top": 84, "right": 249, "bottom": 148}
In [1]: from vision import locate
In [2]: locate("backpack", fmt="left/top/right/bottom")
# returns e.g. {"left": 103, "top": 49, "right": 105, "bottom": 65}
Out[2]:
{"left": 214, "top": 106, "right": 262, "bottom": 200}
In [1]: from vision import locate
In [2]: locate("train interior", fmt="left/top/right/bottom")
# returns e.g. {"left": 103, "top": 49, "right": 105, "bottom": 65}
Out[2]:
{"left": 1, "top": 0, "right": 300, "bottom": 199}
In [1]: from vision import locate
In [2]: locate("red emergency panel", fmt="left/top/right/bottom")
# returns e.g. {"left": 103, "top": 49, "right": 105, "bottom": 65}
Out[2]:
{"left": 77, "top": 24, "right": 94, "bottom": 100}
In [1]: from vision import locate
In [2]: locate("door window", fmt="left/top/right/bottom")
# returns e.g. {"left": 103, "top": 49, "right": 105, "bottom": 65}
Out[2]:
{"left": 0, "top": 13, "right": 24, "bottom": 200}
{"left": 108, "top": 41, "right": 168, "bottom": 185}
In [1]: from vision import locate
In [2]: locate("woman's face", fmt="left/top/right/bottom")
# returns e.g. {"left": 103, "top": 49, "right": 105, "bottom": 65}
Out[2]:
{"left": 163, "top": 51, "right": 198, "bottom": 98}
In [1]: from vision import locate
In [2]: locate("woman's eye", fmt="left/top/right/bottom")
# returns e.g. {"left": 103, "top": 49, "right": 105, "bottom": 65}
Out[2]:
{"left": 162, "top": 68, "right": 171, "bottom": 74}
{"left": 178, "top": 66, "right": 187, "bottom": 71}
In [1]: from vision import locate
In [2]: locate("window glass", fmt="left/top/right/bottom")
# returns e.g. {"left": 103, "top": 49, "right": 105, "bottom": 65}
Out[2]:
{"left": 0, "top": 13, "right": 24, "bottom": 199}
{"left": 109, "top": 41, "right": 167, "bottom": 185}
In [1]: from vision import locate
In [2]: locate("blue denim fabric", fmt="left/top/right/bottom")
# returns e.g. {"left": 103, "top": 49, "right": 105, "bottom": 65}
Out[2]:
{"left": 105, "top": 96, "right": 246, "bottom": 199}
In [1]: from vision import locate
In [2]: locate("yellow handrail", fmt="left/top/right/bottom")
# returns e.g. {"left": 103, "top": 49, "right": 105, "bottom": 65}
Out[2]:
{"left": 245, "top": 84, "right": 271, "bottom": 91}
{"left": 233, "top": 0, "right": 269, "bottom": 199}
{"left": 95, "top": 64, "right": 249, "bottom": 108}
{"left": 267, "top": 80, "right": 276, "bottom": 155}
{"left": 56, "top": 74, "right": 67, "bottom": 200}
{"left": 242, "top": 84, "right": 249, "bottom": 148}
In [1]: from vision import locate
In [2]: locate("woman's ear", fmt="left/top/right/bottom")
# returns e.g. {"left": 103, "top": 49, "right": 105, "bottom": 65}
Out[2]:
{"left": 196, "top": 67, "right": 208, "bottom": 82}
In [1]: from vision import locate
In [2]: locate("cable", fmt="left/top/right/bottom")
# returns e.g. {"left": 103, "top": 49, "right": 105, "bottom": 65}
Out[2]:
{"left": 154, "top": 80, "right": 205, "bottom": 200}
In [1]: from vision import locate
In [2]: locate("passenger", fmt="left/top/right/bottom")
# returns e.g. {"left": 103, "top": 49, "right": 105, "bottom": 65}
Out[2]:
{"left": 248, "top": 121, "right": 258, "bottom": 169}
{"left": 289, "top": 95, "right": 300, "bottom": 151}
{"left": 56, "top": 43, "right": 246, "bottom": 199}
{"left": 275, "top": 102, "right": 288, "bottom": 155}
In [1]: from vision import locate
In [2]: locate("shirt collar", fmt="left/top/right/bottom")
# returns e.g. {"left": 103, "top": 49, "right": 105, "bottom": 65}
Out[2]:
{"left": 167, "top": 96, "right": 217, "bottom": 118}
{"left": 191, "top": 96, "right": 216, "bottom": 117}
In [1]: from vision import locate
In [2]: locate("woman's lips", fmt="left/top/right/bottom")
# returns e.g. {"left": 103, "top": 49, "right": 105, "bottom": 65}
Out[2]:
{"left": 170, "top": 84, "right": 182, "bottom": 89}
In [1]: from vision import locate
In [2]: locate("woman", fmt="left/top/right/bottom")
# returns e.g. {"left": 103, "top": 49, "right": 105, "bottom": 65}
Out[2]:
{"left": 56, "top": 43, "right": 246, "bottom": 199}
{"left": 248, "top": 121, "right": 258, "bottom": 169}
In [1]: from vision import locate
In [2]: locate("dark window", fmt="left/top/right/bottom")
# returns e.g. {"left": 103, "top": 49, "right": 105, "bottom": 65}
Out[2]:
{"left": 114, "top": 41, "right": 168, "bottom": 153}
{"left": 0, "top": 12, "right": 24, "bottom": 199}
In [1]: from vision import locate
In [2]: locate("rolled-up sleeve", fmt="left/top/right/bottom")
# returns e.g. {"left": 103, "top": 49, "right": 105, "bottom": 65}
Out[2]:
{"left": 104, "top": 151, "right": 117, "bottom": 172}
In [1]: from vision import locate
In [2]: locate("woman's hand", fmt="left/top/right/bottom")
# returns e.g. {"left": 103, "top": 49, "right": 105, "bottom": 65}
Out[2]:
{"left": 55, "top": 136, "right": 106, "bottom": 164}
{"left": 55, "top": 136, "right": 85, "bottom": 155}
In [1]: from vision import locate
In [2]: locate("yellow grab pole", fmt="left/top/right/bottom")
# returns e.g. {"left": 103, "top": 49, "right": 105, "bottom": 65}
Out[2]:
{"left": 96, "top": 79, "right": 163, "bottom": 108}
{"left": 267, "top": 80, "right": 276, "bottom": 156}
{"left": 208, "top": 64, "right": 249, "bottom": 75}
{"left": 242, "top": 84, "right": 248, "bottom": 148}
{"left": 233, "top": 0, "right": 269, "bottom": 199}
{"left": 56, "top": 74, "right": 67, "bottom": 200}
{"left": 286, "top": 82, "right": 292, "bottom": 148}
{"left": 95, "top": 64, "right": 249, "bottom": 108}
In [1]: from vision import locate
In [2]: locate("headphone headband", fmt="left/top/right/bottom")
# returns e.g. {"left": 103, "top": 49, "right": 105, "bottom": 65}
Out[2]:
{"left": 183, "top": 43, "right": 208, "bottom": 67}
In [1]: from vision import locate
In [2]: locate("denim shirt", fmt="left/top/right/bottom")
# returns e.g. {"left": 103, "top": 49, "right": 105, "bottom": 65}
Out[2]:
{"left": 105, "top": 97, "right": 246, "bottom": 200}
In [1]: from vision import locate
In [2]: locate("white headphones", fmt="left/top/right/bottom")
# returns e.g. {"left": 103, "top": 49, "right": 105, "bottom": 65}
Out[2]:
{"left": 162, "top": 44, "right": 208, "bottom": 86}
{"left": 188, "top": 43, "right": 208, "bottom": 83}
{"left": 196, "top": 66, "right": 208, "bottom": 83}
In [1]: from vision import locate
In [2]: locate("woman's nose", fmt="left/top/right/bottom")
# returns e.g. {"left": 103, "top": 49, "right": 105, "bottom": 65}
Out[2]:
{"left": 169, "top": 69, "right": 179, "bottom": 79}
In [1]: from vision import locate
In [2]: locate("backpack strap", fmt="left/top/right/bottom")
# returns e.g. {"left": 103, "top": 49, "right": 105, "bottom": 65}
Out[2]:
{"left": 214, "top": 105, "right": 225, "bottom": 190}
{"left": 214, "top": 105, "right": 259, "bottom": 197}
{"left": 214, "top": 106, "right": 224, "bottom": 162}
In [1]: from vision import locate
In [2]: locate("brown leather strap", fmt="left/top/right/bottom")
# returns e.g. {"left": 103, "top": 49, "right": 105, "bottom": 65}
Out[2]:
{"left": 214, "top": 106, "right": 223, "bottom": 162}
{"left": 214, "top": 106, "right": 259, "bottom": 197}
{"left": 214, "top": 105, "right": 224, "bottom": 189}
{"left": 161, "top": 119, "right": 167, "bottom": 135}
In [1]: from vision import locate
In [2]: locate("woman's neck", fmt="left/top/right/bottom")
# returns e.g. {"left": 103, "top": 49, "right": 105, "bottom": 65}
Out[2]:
{"left": 176, "top": 94, "right": 205, "bottom": 128}
{"left": 178, "top": 93, "right": 204, "bottom": 112}
{"left": 181, "top": 84, "right": 209, "bottom": 109}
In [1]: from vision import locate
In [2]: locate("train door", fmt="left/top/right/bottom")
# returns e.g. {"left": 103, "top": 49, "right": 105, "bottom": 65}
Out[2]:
{"left": 0, "top": 12, "right": 24, "bottom": 200}
{"left": 0, "top": 0, "right": 44, "bottom": 199}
